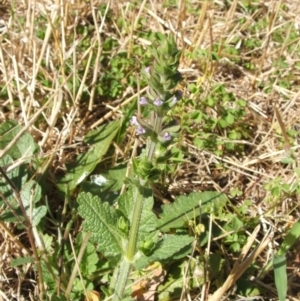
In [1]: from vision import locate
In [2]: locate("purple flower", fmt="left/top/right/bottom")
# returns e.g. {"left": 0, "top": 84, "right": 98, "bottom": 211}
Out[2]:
{"left": 130, "top": 116, "right": 139, "bottom": 126}
{"left": 171, "top": 96, "right": 178, "bottom": 105}
{"left": 153, "top": 98, "right": 163, "bottom": 106}
{"left": 137, "top": 125, "right": 146, "bottom": 135}
{"left": 145, "top": 66, "right": 150, "bottom": 74}
{"left": 163, "top": 132, "right": 171, "bottom": 141}
{"left": 139, "top": 96, "right": 148, "bottom": 105}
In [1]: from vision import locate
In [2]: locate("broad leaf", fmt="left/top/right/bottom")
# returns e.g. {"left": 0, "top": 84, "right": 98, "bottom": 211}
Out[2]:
{"left": 77, "top": 192, "right": 124, "bottom": 260}
{"left": 0, "top": 120, "right": 37, "bottom": 160}
{"left": 58, "top": 119, "right": 121, "bottom": 193}
{"left": 157, "top": 191, "right": 227, "bottom": 232}
{"left": 0, "top": 174, "right": 46, "bottom": 225}
{"left": 136, "top": 235, "right": 194, "bottom": 269}
{"left": 0, "top": 155, "right": 28, "bottom": 204}
{"left": 0, "top": 155, "right": 28, "bottom": 223}
{"left": 20, "top": 180, "right": 42, "bottom": 204}
{"left": 151, "top": 235, "right": 194, "bottom": 261}
{"left": 117, "top": 186, "right": 158, "bottom": 243}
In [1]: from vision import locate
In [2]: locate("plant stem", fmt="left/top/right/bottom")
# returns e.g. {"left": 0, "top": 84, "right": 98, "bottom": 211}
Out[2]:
{"left": 112, "top": 185, "right": 144, "bottom": 301}
{"left": 113, "top": 113, "right": 163, "bottom": 301}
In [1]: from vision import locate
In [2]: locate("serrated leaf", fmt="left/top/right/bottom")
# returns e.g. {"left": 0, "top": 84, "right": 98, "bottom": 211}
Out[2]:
{"left": 58, "top": 120, "right": 121, "bottom": 193}
{"left": 157, "top": 191, "right": 227, "bottom": 232}
{"left": 0, "top": 120, "right": 37, "bottom": 160}
{"left": 81, "top": 163, "right": 128, "bottom": 203}
{"left": 77, "top": 192, "right": 124, "bottom": 259}
{"left": 117, "top": 186, "right": 158, "bottom": 242}
{"left": 151, "top": 235, "right": 193, "bottom": 261}
{"left": 136, "top": 235, "right": 193, "bottom": 269}
{"left": 80, "top": 241, "right": 99, "bottom": 275}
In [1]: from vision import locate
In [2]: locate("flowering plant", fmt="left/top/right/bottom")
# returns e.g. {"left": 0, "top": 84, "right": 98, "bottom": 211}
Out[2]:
{"left": 113, "top": 33, "right": 183, "bottom": 301}
{"left": 130, "top": 34, "right": 182, "bottom": 181}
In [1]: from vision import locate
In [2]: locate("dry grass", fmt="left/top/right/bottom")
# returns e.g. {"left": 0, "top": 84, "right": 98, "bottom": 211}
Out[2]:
{"left": 0, "top": 0, "right": 300, "bottom": 300}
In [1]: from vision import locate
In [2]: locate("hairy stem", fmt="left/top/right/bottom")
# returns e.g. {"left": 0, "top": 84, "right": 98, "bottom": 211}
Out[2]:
{"left": 113, "top": 113, "right": 163, "bottom": 301}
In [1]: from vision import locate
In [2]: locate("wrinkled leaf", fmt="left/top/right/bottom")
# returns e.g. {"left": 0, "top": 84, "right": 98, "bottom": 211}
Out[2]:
{"left": 77, "top": 192, "right": 124, "bottom": 260}
{"left": 157, "top": 191, "right": 227, "bottom": 232}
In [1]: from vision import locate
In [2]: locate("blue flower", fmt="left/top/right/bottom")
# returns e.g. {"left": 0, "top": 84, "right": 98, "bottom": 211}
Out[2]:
{"left": 139, "top": 97, "right": 148, "bottom": 105}
{"left": 163, "top": 132, "right": 171, "bottom": 141}
{"left": 153, "top": 98, "right": 163, "bottom": 106}
{"left": 130, "top": 116, "right": 139, "bottom": 126}
{"left": 137, "top": 125, "right": 146, "bottom": 135}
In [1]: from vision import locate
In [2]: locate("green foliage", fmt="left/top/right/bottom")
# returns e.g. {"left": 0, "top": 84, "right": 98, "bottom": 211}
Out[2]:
{"left": 77, "top": 182, "right": 227, "bottom": 299}
{"left": 157, "top": 192, "right": 227, "bottom": 232}
{"left": 0, "top": 120, "right": 37, "bottom": 159}
{"left": 0, "top": 121, "right": 46, "bottom": 226}
{"left": 136, "top": 235, "right": 194, "bottom": 269}
{"left": 273, "top": 255, "right": 287, "bottom": 301}
{"left": 181, "top": 82, "right": 248, "bottom": 156}
{"left": 57, "top": 119, "right": 121, "bottom": 194}
{"left": 77, "top": 192, "right": 125, "bottom": 260}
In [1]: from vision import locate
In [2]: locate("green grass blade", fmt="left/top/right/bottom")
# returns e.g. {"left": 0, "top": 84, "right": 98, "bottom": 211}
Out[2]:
{"left": 273, "top": 254, "right": 287, "bottom": 301}
{"left": 277, "top": 219, "right": 300, "bottom": 256}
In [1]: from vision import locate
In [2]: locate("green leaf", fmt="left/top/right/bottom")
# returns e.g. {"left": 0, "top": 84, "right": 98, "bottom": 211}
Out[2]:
{"left": 0, "top": 120, "right": 37, "bottom": 160}
{"left": 11, "top": 256, "right": 35, "bottom": 267}
{"left": 20, "top": 180, "right": 42, "bottom": 204}
{"left": 81, "top": 164, "right": 127, "bottom": 203}
{"left": 31, "top": 206, "right": 47, "bottom": 226}
{"left": 0, "top": 155, "right": 32, "bottom": 223}
{"left": 19, "top": 180, "right": 46, "bottom": 226}
{"left": 136, "top": 235, "right": 193, "bottom": 269}
{"left": 157, "top": 261, "right": 185, "bottom": 301}
{"left": 219, "top": 118, "right": 228, "bottom": 128}
{"left": 58, "top": 120, "right": 121, "bottom": 193}
{"left": 225, "top": 112, "right": 235, "bottom": 124}
{"left": 260, "top": 219, "right": 300, "bottom": 278}
{"left": 117, "top": 186, "right": 157, "bottom": 243}
{"left": 157, "top": 192, "right": 227, "bottom": 232}
{"left": 277, "top": 219, "right": 300, "bottom": 256}
{"left": 152, "top": 235, "right": 193, "bottom": 261}
{"left": 0, "top": 169, "right": 46, "bottom": 225}
{"left": 79, "top": 240, "right": 99, "bottom": 275}
{"left": 273, "top": 255, "right": 287, "bottom": 301}
{"left": 0, "top": 155, "right": 28, "bottom": 203}
{"left": 77, "top": 192, "right": 124, "bottom": 260}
